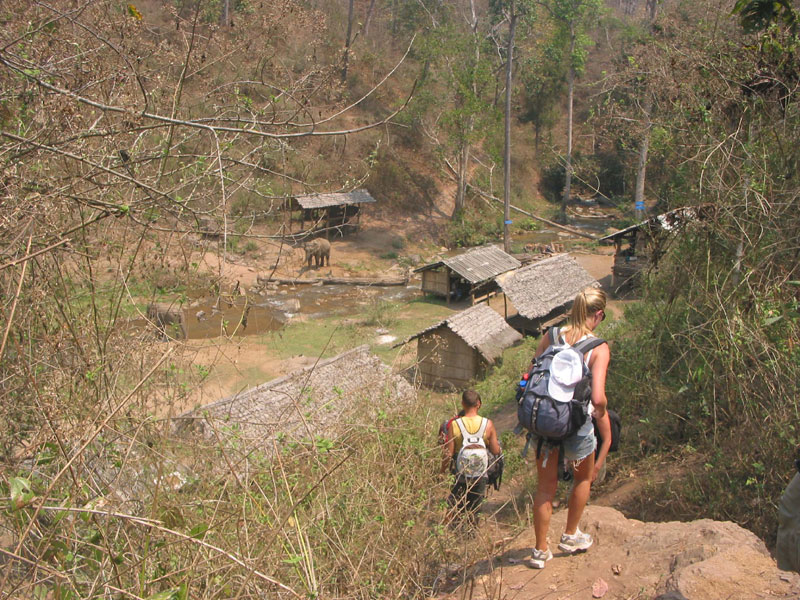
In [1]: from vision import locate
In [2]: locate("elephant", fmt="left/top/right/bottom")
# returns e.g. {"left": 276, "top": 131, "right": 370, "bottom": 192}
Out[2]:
{"left": 303, "top": 238, "right": 331, "bottom": 268}
{"left": 197, "top": 217, "right": 220, "bottom": 239}
{"left": 147, "top": 302, "right": 186, "bottom": 340}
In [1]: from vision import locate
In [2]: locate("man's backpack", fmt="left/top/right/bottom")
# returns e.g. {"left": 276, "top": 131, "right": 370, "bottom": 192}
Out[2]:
{"left": 486, "top": 453, "right": 504, "bottom": 491}
{"left": 517, "top": 327, "right": 606, "bottom": 446}
{"left": 453, "top": 417, "right": 489, "bottom": 479}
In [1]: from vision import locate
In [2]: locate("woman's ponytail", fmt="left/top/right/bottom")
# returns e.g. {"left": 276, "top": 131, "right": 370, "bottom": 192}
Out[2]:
{"left": 562, "top": 287, "right": 607, "bottom": 343}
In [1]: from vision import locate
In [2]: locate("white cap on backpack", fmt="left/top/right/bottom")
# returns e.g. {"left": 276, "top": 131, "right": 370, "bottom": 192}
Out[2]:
{"left": 548, "top": 349, "right": 584, "bottom": 402}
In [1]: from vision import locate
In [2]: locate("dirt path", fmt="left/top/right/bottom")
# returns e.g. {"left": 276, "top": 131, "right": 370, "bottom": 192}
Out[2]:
{"left": 435, "top": 502, "right": 799, "bottom": 600}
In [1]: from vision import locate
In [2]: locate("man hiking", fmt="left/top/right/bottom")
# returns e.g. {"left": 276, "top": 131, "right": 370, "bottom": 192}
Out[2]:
{"left": 442, "top": 390, "right": 502, "bottom": 522}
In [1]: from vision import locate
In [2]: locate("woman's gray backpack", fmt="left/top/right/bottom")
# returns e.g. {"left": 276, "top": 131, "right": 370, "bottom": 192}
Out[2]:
{"left": 517, "top": 327, "right": 606, "bottom": 448}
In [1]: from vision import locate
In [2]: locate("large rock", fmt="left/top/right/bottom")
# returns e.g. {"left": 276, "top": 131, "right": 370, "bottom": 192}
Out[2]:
{"left": 578, "top": 507, "right": 797, "bottom": 599}
{"left": 507, "top": 506, "right": 800, "bottom": 600}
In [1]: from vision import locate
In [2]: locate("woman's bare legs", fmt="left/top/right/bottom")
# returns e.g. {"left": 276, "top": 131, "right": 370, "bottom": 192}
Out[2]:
{"left": 533, "top": 448, "right": 560, "bottom": 551}
{"left": 565, "top": 452, "right": 595, "bottom": 535}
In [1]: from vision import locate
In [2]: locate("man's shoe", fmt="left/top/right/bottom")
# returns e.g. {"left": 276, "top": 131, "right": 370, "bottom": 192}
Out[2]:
{"left": 525, "top": 547, "right": 552, "bottom": 569}
{"left": 557, "top": 528, "right": 593, "bottom": 553}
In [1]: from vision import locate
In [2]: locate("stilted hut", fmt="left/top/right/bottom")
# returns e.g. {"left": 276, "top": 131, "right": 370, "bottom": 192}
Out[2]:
{"left": 414, "top": 245, "right": 521, "bottom": 305}
{"left": 174, "top": 345, "right": 415, "bottom": 454}
{"left": 395, "top": 304, "right": 522, "bottom": 390}
{"left": 495, "top": 254, "right": 599, "bottom": 336}
{"left": 599, "top": 205, "right": 710, "bottom": 289}
{"left": 289, "top": 189, "right": 376, "bottom": 238}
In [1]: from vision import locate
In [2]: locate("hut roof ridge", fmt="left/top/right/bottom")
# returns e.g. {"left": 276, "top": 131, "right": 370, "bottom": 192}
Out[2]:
{"left": 598, "top": 204, "right": 710, "bottom": 242}
{"left": 414, "top": 245, "right": 521, "bottom": 284}
{"left": 498, "top": 253, "right": 598, "bottom": 319}
{"left": 174, "top": 345, "right": 415, "bottom": 447}
{"left": 294, "top": 189, "right": 376, "bottom": 210}
{"left": 397, "top": 304, "right": 521, "bottom": 363}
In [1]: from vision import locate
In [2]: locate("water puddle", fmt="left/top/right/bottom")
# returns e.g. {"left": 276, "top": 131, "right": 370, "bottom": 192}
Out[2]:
{"left": 257, "top": 281, "right": 421, "bottom": 320}
{"left": 185, "top": 298, "right": 286, "bottom": 339}
{"left": 132, "top": 281, "right": 422, "bottom": 341}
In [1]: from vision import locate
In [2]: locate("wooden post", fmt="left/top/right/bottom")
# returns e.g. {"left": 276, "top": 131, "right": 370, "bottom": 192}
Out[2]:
{"left": 612, "top": 240, "right": 622, "bottom": 288}
{"left": 446, "top": 272, "right": 451, "bottom": 306}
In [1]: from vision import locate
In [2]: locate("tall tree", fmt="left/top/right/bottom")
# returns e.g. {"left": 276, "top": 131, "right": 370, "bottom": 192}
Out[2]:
{"left": 541, "top": 0, "right": 603, "bottom": 220}
{"left": 632, "top": 91, "right": 653, "bottom": 213}
{"left": 503, "top": 0, "right": 519, "bottom": 252}
{"left": 422, "top": 1, "right": 499, "bottom": 219}
{"left": 342, "top": 0, "right": 356, "bottom": 82}
{"left": 519, "top": 44, "right": 566, "bottom": 153}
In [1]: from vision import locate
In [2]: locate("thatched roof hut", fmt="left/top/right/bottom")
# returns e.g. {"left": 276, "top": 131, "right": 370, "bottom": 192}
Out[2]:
{"left": 288, "top": 189, "right": 376, "bottom": 238}
{"left": 174, "top": 345, "right": 415, "bottom": 448}
{"left": 396, "top": 304, "right": 522, "bottom": 389}
{"left": 496, "top": 254, "right": 598, "bottom": 336}
{"left": 414, "top": 245, "right": 521, "bottom": 304}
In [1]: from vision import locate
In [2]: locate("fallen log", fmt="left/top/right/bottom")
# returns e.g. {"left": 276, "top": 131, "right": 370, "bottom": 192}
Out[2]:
{"left": 258, "top": 275, "right": 409, "bottom": 287}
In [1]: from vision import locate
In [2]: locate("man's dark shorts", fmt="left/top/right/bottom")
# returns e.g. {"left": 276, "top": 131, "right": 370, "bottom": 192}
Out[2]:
{"left": 448, "top": 476, "right": 487, "bottom": 515}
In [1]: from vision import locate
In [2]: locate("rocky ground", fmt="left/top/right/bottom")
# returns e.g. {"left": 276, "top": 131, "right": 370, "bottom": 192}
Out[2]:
{"left": 433, "top": 504, "right": 799, "bottom": 600}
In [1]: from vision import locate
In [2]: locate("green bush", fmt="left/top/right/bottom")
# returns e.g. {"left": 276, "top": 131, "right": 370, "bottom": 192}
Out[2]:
{"left": 538, "top": 162, "right": 565, "bottom": 204}
{"left": 447, "top": 203, "right": 502, "bottom": 247}
{"left": 606, "top": 215, "right": 800, "bottom": 545}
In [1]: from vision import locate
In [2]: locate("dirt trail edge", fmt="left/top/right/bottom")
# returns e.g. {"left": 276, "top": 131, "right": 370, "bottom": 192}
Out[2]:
{"left": 435, "top": 505, "right": 799, "bottom": 600}
{"left": 435, "top": 396, "right": 799, "bottom": 600}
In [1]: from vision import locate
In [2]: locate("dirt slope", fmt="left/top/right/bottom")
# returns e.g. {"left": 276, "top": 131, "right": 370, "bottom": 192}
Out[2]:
{"left": 436, "top": 505, "right": 799, "bottom": 600}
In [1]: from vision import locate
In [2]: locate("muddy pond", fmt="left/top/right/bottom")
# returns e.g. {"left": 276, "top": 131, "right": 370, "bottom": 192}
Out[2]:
{"left": 137, "top": 282, "right": 421, "bottom": 341}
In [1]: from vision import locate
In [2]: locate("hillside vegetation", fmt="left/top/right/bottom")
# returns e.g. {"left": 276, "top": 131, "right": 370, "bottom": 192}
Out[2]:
{"left": 1, "top": 0, "right": 799, "bottom": 598}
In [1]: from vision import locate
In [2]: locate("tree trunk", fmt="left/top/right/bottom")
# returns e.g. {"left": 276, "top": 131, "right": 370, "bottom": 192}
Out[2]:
{"left": 646, "top": 0, "right": 658, "bottom": 21}
{"left": 633, "top": 93, "right": 653, "bottom": 213}
{"left": 561, "top": 26, "right": 576, "bottom": 222}
{"left": 454, "top": 142, "right": 469, "bottom": 217}
{"left": 364, "top": 0, "right": 377, "bottom": 36}
{"left": 451, "top": 0, "right": 479, "bottom": 220}
{"left": 503, "top": 2, "right": 517, "bottom": 253}
{"left": 342, "top": 0, "right": 355, "bottom": 82}
{"left": 219, "top": 0, "right": 230, "bottom": 26}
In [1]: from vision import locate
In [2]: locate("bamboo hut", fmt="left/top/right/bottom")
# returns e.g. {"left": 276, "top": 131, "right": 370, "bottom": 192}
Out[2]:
{"left": 414, "top": 245, "right": 521, "bottom": 305}
{"left": 496, "top": 254, "right": 599, "bottom": 336}
{"left": 174, "top": 346, "right": 415, "bottom": 452}
{"left": 396, "top": 304, "right": 522, "bottom": 390}
{"left": 288, "top": 189, "right": 376, "bottom": 238}
{"left": 598, "top": 205, "right": 710, "bottom": 289}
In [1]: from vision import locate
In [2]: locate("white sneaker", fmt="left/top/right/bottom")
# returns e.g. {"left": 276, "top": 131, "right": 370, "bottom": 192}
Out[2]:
{"left": 558, "top": 528, "right": 593, "bottom": 553}
{"left": 525, "top": 547, "right": 552, "bottom": 569}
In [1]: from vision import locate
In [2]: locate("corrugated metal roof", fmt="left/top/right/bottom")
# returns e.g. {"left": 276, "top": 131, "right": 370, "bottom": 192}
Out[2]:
{"left": 414, "top": 245, "right": 521, "bottom": 285}
{"left": 294, "top": 189, "right": 376, "bottom": 210}
{"left": 598, "top": 205, "right": 706, "bottom": 242}
{"left": 497, "top": 254, "right": 598, "bottom": 320}
{"left": 397, "top": 304, "right": 522, "bottom": 364}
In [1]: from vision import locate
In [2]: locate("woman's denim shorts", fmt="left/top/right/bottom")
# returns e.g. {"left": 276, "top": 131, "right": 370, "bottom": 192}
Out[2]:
{"left": 536, "top": 428, "right": 597, "bottom": 466}
{"left": 562, "top": 428, "right": 597, "bottom": 462}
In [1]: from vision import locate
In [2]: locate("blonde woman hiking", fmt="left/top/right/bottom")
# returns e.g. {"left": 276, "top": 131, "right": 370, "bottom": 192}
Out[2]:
{"left": 527, "top": 287, "right": 612, "bottom": 569}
